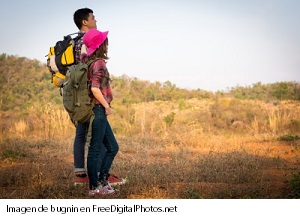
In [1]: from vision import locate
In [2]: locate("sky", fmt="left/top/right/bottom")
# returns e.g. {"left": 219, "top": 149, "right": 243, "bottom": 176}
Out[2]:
{"left": 0, "top": 0, "right": 299, "bottom": 92}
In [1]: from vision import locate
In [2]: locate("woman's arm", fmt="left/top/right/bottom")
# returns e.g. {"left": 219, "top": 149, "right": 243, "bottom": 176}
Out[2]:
{"left": 91, "top": 87, "right": 112, "bottom": 115}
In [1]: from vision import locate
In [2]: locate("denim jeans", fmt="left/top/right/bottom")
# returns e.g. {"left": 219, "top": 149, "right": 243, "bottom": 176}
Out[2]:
{"left": 73, "top": 120, "right": 106, "bottom": 174}
{"left": 87, "top": 105, "right": 119, "bottom": 189}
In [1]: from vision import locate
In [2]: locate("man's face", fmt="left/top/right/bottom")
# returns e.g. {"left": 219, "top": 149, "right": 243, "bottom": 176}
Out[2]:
{"left": 85, "top": 13, "right": 97, "bottom": 30}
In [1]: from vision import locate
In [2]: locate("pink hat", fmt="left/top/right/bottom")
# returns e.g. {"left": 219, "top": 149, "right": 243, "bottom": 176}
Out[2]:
{"left": 83, "top": 28, "right": 109, "bottom": 56}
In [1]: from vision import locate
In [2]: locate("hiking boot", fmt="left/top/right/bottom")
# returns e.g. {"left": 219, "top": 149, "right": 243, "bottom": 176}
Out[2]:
{"left": 108, "top": 174, "right": 127, "bottom": 186}
{"left": 74, "top": 175, "right": 89, "bottom": 185}
{"left": 89, "top": 184, "right": 116, "bottom": 195}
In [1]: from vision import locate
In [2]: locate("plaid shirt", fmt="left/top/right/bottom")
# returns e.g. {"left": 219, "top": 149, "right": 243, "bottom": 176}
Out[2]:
{"left": 88, "top": 59, "right": 113, "bottom": 105}
{"left": 74, "top": 32, "right": 85, "bottom": 64}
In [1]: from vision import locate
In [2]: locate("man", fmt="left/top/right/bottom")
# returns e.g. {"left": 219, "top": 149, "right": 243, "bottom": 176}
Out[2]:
{"left": 72, "top": 8, "right": 126, "bottom": 186}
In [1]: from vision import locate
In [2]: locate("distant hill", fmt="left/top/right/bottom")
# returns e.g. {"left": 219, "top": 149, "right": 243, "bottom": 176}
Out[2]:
{"left": 0, "top": 53, "right": 212, "bottom": 111}
{"left": 228, "top": 81, "right": 300, "bottom": 101}
{"left": 0, "top": 53, "right": 299, "bottom": 112}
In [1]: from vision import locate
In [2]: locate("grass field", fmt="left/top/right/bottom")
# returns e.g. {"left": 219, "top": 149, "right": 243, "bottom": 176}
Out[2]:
{"left": 0, "top": 98, "right": 299, "bottom": 199}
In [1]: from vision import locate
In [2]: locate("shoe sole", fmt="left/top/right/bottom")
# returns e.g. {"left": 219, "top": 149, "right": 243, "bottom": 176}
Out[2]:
{"left": 74, "top": 182, "right": 88, "bottom": 186}
{"left": 110, "top": 182, "right": 125, "bottom": 186}
{"left": 89, "top": 191, "right": 116, "bottom": 196}
{"left": 109, "top": 179, "right": 127, "bottom": 186}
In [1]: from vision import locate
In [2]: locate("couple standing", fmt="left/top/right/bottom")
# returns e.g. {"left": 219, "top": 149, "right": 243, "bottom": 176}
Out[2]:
{"left": 72, "top": 7, "right": 125, "bottom": 195}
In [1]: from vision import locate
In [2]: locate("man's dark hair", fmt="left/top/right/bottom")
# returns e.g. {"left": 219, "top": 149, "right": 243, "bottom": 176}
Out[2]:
{"left": 73, "top": 8, "right": 94, "bottom": 29}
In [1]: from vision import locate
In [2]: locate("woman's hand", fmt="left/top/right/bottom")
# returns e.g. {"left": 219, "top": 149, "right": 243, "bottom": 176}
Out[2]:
{"left": 105, "top": 106, "right": 112, "bottom": 115}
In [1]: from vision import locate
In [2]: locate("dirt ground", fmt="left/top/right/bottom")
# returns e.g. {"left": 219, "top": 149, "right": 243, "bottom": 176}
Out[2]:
{"left": 0, "top": 137, "right": 299, "bottom": 199}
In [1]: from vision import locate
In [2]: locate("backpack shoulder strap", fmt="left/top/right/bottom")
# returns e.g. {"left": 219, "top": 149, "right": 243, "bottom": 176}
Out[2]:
{"left": 67, "top": 32, "right": 79, "bottom": 37}
{"left": 85, "top": 113, "right": 95, "bottom": 147}
{"left": 86, "top": 58, "right": 109, "bottom": 89}
{"left": 86, "top": 58, "right": 104, "bottom": 67}
{"left": 70, "top": 32, "right": 83, "bottom": 41}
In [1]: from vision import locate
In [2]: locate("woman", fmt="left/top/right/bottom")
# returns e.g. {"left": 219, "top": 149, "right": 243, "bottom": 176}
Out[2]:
{"left": 83, "top": 28, "right": 119, "bottom": 195}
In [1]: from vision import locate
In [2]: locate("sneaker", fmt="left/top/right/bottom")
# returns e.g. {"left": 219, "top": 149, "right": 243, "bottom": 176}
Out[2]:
{"left": 108, "top": 174, "right": 127, "bottom": 186}
{"left": 74, "top": 175, "right": 89, "bottom": 185}
{"left": 89, "top": 184, "right": 116, "bottom": 195}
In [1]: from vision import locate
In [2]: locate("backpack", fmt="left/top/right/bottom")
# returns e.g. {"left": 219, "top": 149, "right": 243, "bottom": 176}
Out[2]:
{"left": 62, "top": 58, "right": 108, "bottom": 146}
{"left": 62, "top": 59, "right": 97, "bottom": 126}
{"left": 46, "top": 33, "right": 82, "bottom": 87}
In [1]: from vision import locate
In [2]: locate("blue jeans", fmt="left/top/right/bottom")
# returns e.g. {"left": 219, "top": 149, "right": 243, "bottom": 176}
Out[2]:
{"left": 87, "top": 105, "right": 119, "bottom": 189}
{"left": 73, "top": 121, "right": 106, "bottom": 174}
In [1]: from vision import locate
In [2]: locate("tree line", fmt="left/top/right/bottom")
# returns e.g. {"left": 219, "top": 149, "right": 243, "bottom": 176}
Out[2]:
{"left": 0, "top": 53, "right": 299, "bottom": 111}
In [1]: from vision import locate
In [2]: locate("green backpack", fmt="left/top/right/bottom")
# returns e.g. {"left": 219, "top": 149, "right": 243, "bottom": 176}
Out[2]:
{"left": 62, "top": 58, "right": 108, "bottom": 146}
{"left": 63, "top": 60, "right": 95, "bottom": 126}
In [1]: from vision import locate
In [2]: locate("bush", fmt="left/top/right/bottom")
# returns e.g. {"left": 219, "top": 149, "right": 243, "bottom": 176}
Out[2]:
{"left": 278, "top": 134, "right": 300, "bottom": 141}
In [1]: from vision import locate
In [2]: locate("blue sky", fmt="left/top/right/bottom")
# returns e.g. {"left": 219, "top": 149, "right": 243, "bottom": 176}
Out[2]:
{"left": 0, "top": 0, "right": 299, "bottom": 91}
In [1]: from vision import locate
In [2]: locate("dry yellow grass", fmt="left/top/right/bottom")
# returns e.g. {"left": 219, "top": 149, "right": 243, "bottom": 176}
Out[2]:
{"left": 0, "top": 98, "right": 299, "bottom": 199}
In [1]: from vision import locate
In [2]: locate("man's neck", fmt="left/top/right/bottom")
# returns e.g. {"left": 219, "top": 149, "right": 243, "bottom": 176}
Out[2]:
{"left": 80, "top": 26, "right": 91, "bottom": 33}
